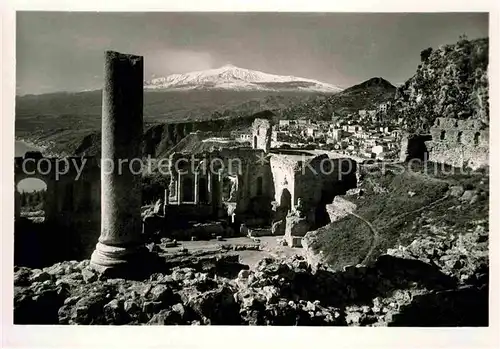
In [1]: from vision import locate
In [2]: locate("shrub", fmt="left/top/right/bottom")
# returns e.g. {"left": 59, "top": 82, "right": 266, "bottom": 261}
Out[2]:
{"left": 420, "top": 47, "right": 433, "bottom": 62}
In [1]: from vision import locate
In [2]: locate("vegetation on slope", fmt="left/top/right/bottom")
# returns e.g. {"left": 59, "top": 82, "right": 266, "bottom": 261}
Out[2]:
{"left": 394, "top": 36, "right": 489, "bottom": 133}
{"left": 306, "top": 162, "right": 488, "bottom": 270}
{"left": 278, "top": 77, "right": 396, "bottom": 121}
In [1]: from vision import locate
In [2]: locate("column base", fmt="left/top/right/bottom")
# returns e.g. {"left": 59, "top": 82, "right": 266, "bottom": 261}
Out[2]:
{"left": 90, "top": 242, "right": 156, "bottom": 279}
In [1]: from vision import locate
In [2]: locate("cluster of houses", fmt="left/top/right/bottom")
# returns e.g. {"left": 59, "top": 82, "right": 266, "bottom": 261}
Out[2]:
{"left": 230, "top": 102, "right": 402, "bottom": 161}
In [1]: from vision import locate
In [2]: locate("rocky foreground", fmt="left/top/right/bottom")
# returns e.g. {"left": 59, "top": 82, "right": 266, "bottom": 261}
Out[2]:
{"left": 14, "top": 222, "right": 488, "bottom": 326}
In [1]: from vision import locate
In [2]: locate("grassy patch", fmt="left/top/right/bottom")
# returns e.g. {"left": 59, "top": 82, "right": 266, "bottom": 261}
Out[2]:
{"left": 309, "top": 164, "right": 488, "bottom": 269}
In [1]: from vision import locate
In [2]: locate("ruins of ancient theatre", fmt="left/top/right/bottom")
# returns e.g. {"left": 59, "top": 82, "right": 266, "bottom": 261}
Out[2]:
{"left": 14, "top": 50, "right": 359, "bottom": 265}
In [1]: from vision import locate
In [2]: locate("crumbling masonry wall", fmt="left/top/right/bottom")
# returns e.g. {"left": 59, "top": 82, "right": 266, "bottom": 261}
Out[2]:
{"left": 427, "top": 117, "right": 489, "bottom": 170}
{"left": 252, "top": 118, "right": 272, "bottom": 152}
{"left": 270, "top": 153, "right": 357, "bottom": 227}
{"left": 14, "top": 154, "right": 101, "bottom": 264}
{"left": 167, "top": 147, "right": 274, "bottom": 226}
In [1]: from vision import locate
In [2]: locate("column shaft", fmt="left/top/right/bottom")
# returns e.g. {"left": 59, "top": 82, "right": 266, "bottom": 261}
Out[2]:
{"left": 91, "top": 50, "right": 145, "bottom": 270}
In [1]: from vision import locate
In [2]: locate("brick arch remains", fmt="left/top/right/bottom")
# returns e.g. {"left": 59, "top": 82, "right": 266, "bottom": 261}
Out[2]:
{"left": 14, "top": 154, "right": 101, "bottom": 266}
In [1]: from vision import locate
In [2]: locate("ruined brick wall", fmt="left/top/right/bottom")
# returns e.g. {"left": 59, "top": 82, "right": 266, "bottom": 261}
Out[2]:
{"left": 14, "top": 155, "right": 101, "bottom": 262}
{"left": 251, "top": 118, "right": 272, "bottom": 152}
{"left": 426, "top": 117, "right": 489, "bottom": 170}
{"left": 269, "top": 153, "right": 357, "bottom": 226}
{"left": 269, "top": 155, "right": 297, "bottom": 210}
{"left": 167, "top": 148, "right": 274, "bottom": 220}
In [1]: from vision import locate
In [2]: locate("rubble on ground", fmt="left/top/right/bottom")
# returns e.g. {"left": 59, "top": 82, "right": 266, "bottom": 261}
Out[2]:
{"left": 14, "top": 222, "right": 488, "bottom": 326}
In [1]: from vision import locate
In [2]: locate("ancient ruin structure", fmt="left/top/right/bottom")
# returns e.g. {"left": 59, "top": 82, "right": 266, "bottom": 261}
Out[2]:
{"left": 167, "top": 147, "right": 275, "bottom": 227}
{"left": 270, "top": 152, "right": 357, "bottom": 246}
{"left": 14, "top": 153, "right": 101, "bottom": 263}
{"left": 162, "top": 118, "right": 357, "bottom": 246}
{"left": 90, "top": 51, "right": 147, "bottom": 272}
{"left": 399, "top": 117, "right": 489, "bottom": 170}
{"left": 427, "top": 117, "right": 489, "bottom": 170}
{"left": 252, "top": 118, "right": 272, "bottom": 152}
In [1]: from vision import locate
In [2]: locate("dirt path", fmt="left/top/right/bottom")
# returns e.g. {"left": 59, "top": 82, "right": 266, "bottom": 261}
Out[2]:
{"left": 347, "top": 212, "right": 380, "bottom": 265}
{"left": 382, "top": 194, "right": 450, "bottom": 230}
{"left": 348, "top": 193, "right": 450, "bottom": 265}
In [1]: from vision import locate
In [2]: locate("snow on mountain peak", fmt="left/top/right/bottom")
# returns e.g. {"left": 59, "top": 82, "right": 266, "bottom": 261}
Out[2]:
{"left": 145, "top": 65, "right": 343, "bottom": 93}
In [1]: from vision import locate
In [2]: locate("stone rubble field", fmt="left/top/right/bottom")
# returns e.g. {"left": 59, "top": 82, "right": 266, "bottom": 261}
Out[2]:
{"left": 14, "top": 216, "right": 488, "bottom": 326}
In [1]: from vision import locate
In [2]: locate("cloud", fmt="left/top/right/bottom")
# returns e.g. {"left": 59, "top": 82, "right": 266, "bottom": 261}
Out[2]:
{"left": 143, "top": 49, "right": 214, "bottom": 78}
{"left": 74, "top": 36, "right": 113, "bottom": 49}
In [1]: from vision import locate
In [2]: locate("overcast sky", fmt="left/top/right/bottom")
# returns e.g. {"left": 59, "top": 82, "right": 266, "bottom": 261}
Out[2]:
{"left": 16, "top": 12, "right": 488, "bottom": 95}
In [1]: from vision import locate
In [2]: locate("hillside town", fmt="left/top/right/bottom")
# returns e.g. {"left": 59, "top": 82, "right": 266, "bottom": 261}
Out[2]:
{"left": 231, "top": 104, "right": 402, "bottom": 161}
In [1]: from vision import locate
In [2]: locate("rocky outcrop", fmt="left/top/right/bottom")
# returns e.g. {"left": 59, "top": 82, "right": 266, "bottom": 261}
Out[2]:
{"left": 14, "top": 226, "right": 488, "bottom": 326}
{"left": 395, "top": 36, "right": 488, "bottom": 133}
{"left": 325, "top": 196, "right": 357, "bottom": 222}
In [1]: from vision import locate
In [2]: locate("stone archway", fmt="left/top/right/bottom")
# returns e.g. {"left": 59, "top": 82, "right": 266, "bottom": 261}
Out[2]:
{"left": 280, "top": 188, "right": 292, "bottom": 214}
{"left": 16, "top": 178, "right": 48, "bottom": 221}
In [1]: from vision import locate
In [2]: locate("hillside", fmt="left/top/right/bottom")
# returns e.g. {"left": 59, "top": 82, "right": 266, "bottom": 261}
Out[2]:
{"left": 15, "top": 76, "right": 394, "bottom": 156}
{"left": 394, "top": 36, "right": 489, "bottom": 133}
{"left": 278, "top": 77, "right": 396, "bottom": 121}
{"left": 303, "top": 162, "right": 488, "bottom": 271}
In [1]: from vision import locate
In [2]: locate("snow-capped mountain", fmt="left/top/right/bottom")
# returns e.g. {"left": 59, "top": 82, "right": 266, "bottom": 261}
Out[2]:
{"left": 145, "top": 64, "right": 343, "bottom": 93}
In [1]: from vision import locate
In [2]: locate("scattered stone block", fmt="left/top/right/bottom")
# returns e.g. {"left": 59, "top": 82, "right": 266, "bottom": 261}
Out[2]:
{"left": 285, "top": 215, "right": 310, "bottom": 237}
{"left": 449, "top": 185, "right": 465, "bottom": 198}
{"left": 286, "top": 235, "right": 303, "bottom": 248}
{"left": 30, "top": 271, "right": 52, "bottom": 283}
{"left": 460, "top": 190, "right": 476, "bottom": 203}
{"left": 81, "top": 269, "right": 98, "bottom": 283}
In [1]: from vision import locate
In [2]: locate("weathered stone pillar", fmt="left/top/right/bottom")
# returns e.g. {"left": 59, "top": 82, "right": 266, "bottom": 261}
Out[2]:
{"left": 90, "top": 50, "right": 145, "bottom": 272}
{"left": 194, "top": 172, "right": 199, "bottom": 204}
{"left": 177, "top": 173, "right": 182, "bottom": 204}
{"left": 163, "top": 188, "right": 168, "bottom": 215}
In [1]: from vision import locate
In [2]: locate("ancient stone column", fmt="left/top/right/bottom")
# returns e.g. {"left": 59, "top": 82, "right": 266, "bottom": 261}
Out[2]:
{"left": 177, "top": 173, "right": 182, "bottom": 205}
{"left": 207, "top": 173, "right": 212, "bottom": 204}
{"left": 194, "top": 172, "right": 199, "bottom": 204}
{"left": 163, "top": 188, "right": 168, "bottom": 215}
{"left": 90, "top": 51, "right": 145, "bottom": 272}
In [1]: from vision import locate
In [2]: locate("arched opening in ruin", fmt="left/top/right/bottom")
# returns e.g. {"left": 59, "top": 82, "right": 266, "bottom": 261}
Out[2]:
{"left": 253, "top": 136, "right": 258, "bottom": 148}
{"left": 198, "top": 177, "right": 208, "bottom": 204}
{"left": 256, "top": 176, "right": 263, "bottom": 196}
{"left": 15, "top": 178, "right": 54, "bottom": 268}
{"left": 440, "top": 131, "right": 446, "bottom": 141}
{"left": 182, "top": 176, "right": 194, "bottom": 202}
{"left": 404, "top": 135, "right": 431, "bottom": 162}
{"left": 314, "top": 189, "right": 333, "bottom": 229}
{"left": 457, "top": 131, "right": 463, "bottom": 144}
{"left": 16, "top": 178, "right": 47, "bottom": 221}
{"left": 222, "top": 175, "right": 238, "bottom": 203}
{"left": 279, "top": 188, "right": 292, "bottom": 214}
{"left": 474, "top": 132, "right": 481, "bottom": 146}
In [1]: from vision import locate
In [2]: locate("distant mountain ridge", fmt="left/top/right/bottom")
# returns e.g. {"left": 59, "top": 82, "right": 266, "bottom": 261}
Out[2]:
{"left": 16, "top": 76, "right": 395, "bottom": 156}
{"left": 145, "top": 64, "right": 343, "bottom": 93}
{"left": 277, "top": 77, "right": 396, "bottom": 121}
